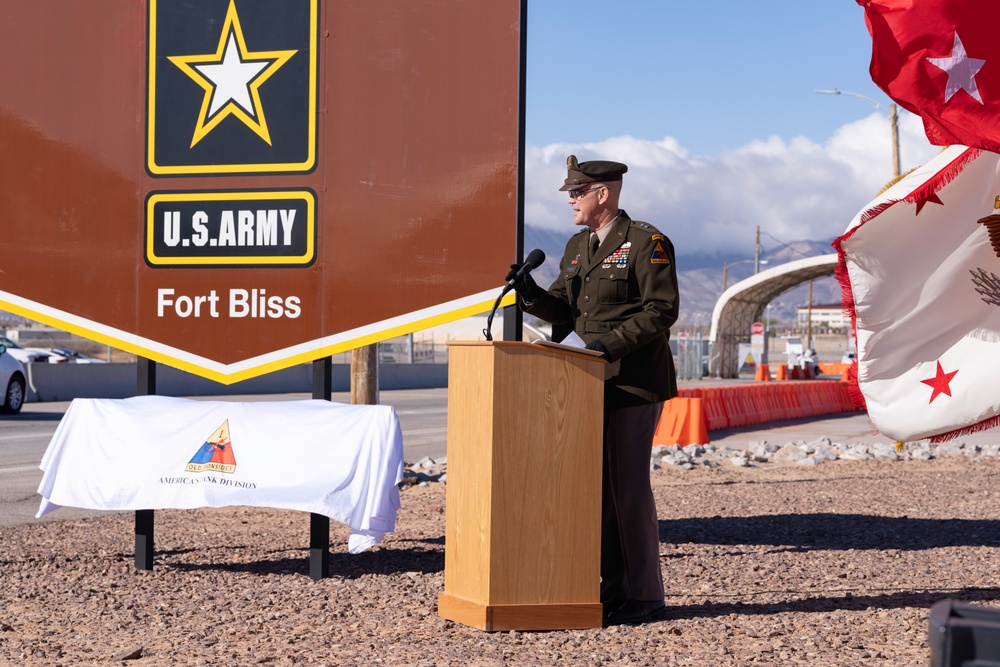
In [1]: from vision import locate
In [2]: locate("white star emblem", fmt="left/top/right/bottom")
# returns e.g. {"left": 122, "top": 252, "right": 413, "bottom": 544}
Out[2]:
{"left": 168, "top": 0, "right": 297, "bottom": 147}
{"left": 195, "top": 33, "right": 269, "bottom": 119}
{"left": 927, "top": 32, "right": 986, "bottom": 104}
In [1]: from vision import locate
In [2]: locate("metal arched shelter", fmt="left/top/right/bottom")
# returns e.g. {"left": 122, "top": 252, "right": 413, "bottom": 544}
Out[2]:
{"left": 708, "top": 254, "right": 838, "bottom": 378}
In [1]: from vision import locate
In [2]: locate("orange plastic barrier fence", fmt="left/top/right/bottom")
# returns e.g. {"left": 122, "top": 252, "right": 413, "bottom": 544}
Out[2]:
{"left": 652, "top": 397, "right": 709, "bottom": 447}
{"left": 698, "top": 386, "right": 729, "bottom": 431}
{"left": 654, "top": 380, "right": 861, "bottom": 446}
{"left": 818, "top": 362, "right": 850, "bottom": 376}
{"left": 720, "top": 387, "right": 742, "bottom": 428}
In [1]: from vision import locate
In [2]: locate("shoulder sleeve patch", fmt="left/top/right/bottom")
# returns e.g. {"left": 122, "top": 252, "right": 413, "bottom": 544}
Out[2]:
{"left": 651, "top": 233, "right": 665, "bottom": 241}
{"left": 650, "top": 240, "right": 670, "bottom": 264}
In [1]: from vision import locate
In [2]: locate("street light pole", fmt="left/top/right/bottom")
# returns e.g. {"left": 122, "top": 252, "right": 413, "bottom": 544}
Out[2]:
{"left": 816, "top": 88, "right": 901, "bottom": 179}
{"left": 722, "top": 258, "right": 768, "bottom": 291}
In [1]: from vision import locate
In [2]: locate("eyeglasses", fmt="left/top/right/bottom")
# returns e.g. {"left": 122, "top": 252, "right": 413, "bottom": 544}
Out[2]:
{"left": 568, "top": 186, "right": 603, "bottom": 200}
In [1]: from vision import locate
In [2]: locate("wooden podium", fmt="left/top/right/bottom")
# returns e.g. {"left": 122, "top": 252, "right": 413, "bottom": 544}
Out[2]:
{"left": 437, "top": 341, "right": 605, "bottom": 631}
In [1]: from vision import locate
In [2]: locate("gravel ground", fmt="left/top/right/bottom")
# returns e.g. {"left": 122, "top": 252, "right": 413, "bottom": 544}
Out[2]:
{"left": 4, "top": 453, "right": 1000, "bottom": 666}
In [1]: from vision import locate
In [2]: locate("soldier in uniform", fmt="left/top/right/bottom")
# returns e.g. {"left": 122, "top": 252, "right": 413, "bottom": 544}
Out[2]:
{"left": 510, "top": 155, "right": 679, "bottom": 624}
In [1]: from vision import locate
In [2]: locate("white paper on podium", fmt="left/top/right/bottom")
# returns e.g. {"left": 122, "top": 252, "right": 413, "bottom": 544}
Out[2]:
{"left": 560, "top": 331, "right": 587, "bottom": 348}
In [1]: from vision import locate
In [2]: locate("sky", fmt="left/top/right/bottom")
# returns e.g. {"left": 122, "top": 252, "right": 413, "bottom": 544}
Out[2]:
{"left": 521, "top": 1, "right": 941, "bottom": 260}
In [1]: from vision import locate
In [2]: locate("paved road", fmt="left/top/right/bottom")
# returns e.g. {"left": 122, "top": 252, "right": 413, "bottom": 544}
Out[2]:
{"left": 0, "top": 389, "right": 448, "bottom": 527}
{"left": 6, "top": 382, "right": 1000, "bottom": 529}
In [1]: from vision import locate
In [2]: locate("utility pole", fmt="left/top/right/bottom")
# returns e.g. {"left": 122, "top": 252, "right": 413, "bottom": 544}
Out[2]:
{"left": 351, "top": 344, "right": 379, "bottom": 405}
{"left": 816, "top": 90, "right": 901, "bottom": 181}
{"left": 806, "top": 280, "right": 814, "bottom": 352}
{"left": 753, "top": 225, "right": 760, "bottom": 274}
{"left": 890, "top": 103, "right": 901, "bottom": 179}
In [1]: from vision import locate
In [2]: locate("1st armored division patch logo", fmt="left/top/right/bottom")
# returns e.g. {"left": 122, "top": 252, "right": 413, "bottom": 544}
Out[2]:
{"left": 186, "top": 420, "right": 237, "bottom": 474}
{"left": 147, "top": 0, "right": 318, "bottom": 175}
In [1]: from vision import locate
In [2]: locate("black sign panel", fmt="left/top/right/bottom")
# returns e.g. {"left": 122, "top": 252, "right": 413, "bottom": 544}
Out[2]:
{"left": 145, "top": 190, "right": 316, "bottom": 266}
{"left": 147, "top": 0, "right": 318, "bottom": 175}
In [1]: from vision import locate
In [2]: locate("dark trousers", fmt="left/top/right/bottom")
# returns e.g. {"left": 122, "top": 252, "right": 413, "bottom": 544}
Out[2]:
{"left": 600, "top": 401, "right": 665, "bottom": 603}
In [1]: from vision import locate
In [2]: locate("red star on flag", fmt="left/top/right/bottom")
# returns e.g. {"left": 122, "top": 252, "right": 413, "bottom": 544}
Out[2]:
{"left": 920, "top": 361, "right": 958, "bottom": 403}
{"left": 914, "top": 192, "right": 943, "bottom": 215}
{"left": 904, "top": 177, "right": 946, "bottom": 214}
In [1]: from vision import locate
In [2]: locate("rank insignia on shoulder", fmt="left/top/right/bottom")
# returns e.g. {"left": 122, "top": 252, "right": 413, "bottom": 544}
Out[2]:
{"left": 651, "top": 240, "right": 670, "bottom": 264}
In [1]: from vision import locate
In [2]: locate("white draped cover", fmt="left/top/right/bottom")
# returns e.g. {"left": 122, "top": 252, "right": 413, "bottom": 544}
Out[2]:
{"left": 37, "top": 396, "right": 404, "bottom": 553}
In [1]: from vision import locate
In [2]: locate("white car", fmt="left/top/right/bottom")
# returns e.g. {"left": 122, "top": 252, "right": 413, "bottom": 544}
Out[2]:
{"left": 0, "top": 335, "right": 52, "bottom": 364}
{"left": 0, "top": 343, "right": 26, "bottom": 414}
{"left": 44, "top": 347, "right": 107, "bottom": 364}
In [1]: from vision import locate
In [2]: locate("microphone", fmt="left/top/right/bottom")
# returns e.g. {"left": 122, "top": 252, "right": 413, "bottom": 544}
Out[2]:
{"left": 483, "top": 249, "right": 546, "bottom": 341}
{"left": 506, "top": 248, "right": 545, "bottom": 288}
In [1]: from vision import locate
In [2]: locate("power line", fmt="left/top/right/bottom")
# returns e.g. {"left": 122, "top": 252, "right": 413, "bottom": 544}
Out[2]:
{"left": 759, "top": 231, "right": 820, "bottom": 259}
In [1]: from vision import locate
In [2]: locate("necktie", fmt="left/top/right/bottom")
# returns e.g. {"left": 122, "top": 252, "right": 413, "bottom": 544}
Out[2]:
{"left": 589, "top": 234, "right": 600, "bottom": 261}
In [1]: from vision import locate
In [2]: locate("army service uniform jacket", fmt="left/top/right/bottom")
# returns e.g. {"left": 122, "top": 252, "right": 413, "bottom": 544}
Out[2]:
{"left": 523, "top": 211, "right": 680, "bottom": 411}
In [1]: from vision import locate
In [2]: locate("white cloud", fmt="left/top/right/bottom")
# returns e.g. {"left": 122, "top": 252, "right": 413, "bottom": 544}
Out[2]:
{"left": 525, "top": 112, "right": 940, "bottom": 256}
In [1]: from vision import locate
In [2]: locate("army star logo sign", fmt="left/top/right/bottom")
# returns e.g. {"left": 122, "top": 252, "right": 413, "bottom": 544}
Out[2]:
{"left": 147, "top": 0, "right": 318, "bottom": 175}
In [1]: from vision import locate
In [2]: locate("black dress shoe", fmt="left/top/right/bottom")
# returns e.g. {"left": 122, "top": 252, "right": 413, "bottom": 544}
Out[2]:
{"left": 602, "top": 598, "right": 627, "bottom": 620}
{"left": 604, "top": 599, "right": 666, "bottom": 625}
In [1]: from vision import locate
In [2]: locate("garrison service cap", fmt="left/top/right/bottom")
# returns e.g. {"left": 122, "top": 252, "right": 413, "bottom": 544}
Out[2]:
{"left": 558, "top": 155, "right": 628, "bottom": 191}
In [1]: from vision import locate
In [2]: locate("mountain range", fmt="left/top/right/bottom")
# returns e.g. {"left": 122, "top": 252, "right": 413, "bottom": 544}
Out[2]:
{"left": 525, "top": 224, "right": 843, "bottom": 330}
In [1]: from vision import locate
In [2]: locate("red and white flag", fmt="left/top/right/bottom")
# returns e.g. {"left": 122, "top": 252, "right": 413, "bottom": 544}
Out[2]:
{"left": 835, "top": 145, "right": 1000, "bottom": 442}
{"left": 858, "top": 0, "right": 1000, "bottom": 152}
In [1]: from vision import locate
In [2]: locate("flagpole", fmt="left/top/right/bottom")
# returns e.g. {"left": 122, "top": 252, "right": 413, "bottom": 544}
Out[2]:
{"left": 815, "top": 89, "right": 901, "bottom": 179}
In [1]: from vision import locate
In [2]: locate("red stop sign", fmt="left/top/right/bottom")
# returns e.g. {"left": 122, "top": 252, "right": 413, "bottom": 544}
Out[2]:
{"left": 751, "top": 322, "right": 765, "bottom": 335}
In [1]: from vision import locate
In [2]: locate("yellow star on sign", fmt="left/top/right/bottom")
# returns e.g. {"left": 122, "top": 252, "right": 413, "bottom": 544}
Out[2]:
{"left": 168, "top": 0, "right": 297, "bottom": 148}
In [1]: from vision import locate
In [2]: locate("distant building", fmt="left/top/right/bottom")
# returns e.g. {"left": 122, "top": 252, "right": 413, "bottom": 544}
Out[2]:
{"left": 796, "top": 303, "right": 849, "bottom": 329}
